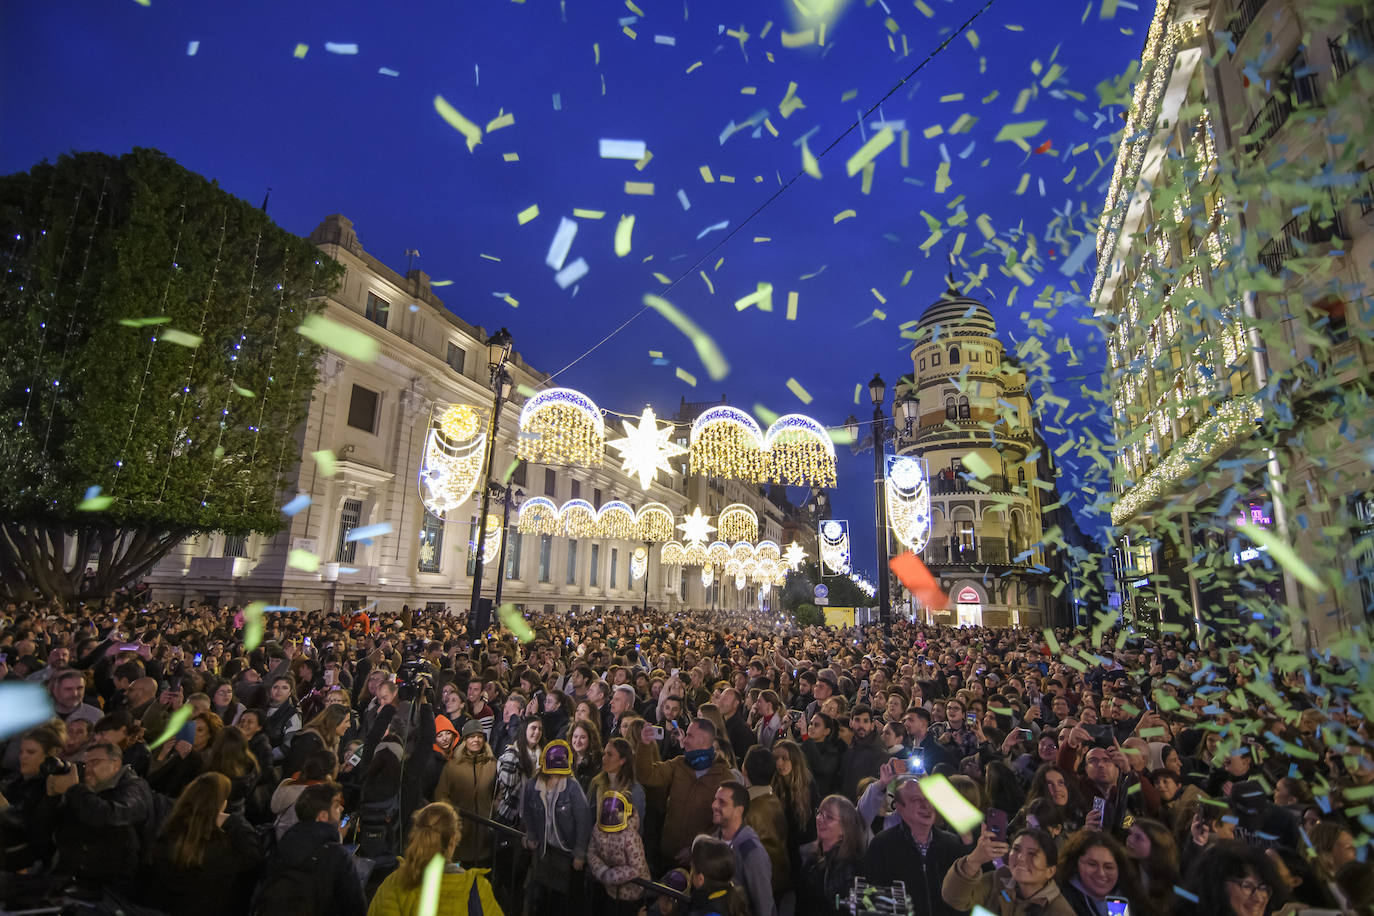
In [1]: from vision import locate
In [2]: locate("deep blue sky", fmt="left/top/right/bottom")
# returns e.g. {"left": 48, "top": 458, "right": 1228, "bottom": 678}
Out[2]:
{"left": 2, "top": 0, "right": 1149, "bottom": 578}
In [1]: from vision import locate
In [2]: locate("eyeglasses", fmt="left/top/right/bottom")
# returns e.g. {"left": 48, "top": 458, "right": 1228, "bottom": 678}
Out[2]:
{"left": 1227, "top": 880, "right": 1271, "bottom": 897}
{"left": 815, "top": 810, "right": 837, "bottom": 822}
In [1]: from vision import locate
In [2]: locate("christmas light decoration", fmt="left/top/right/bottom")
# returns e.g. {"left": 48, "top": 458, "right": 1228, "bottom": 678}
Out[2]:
{"left": 631, "top": 546, "right": 648, "bottom": 580}
{"left": 754, "top": 540, "right": 781, "bottom": 563}
{"left": 595, "top": 500, "right": 636, "bottom": 540}
{"left": 706, "top": 541, "right": 731, "bottom": 566}
{"left": 783, "top": 541, "right": 807, "bottom": 570}
{"left": 819, "top": 519, "right": 851, "bottom": 575}
{"left": 560, "top": 498, "right": 599, "bottom": 539}
{"left": 634, "top": 502, "right": 675, "bottom": 542}
{"left": 481, "top": 514, "right": 502, "bottom": 565}
{"left": 763, "top": 414, "right": 837, "bottom": 488}
{"left": 717, "top": 503, "right": 759, "bottom": 543}
{"left": 689, "top": 406, "right": 766, "bottom": 480}
{"left": 417, "top": 404, "right": 487, "bottom": 519}
{"left": 517, "top": 496, "right": 561, "bottom": 536}
{"left": 730, "top": 542, "right": 755, "bottom": 564}
{"left": 661, "top": 540, "right": 686, "bottom": 565}
{"left": 678, "top": 507, "right": 715, "bottom": 546}
{"left": 608, "top": 406, "right": 686, "bottom": 490}
{"left": 683, "top": 542, "right": 709, "bottom": 566}
{"left": 701, "top": 565, "right": 714, "bottom": 587}
{"left": 735, "top": 571, "right": 747, "bottom": 591}
{"left": 516, "top": 387, "right": 606, "bottom": 467}
{"left": 885, "top": 455, "right": 932, "bottom": 553}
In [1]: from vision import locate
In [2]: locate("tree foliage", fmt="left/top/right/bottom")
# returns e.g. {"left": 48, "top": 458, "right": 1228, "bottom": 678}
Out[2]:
{"left": 0, "top": 148, "right": 343, "bottom": 601}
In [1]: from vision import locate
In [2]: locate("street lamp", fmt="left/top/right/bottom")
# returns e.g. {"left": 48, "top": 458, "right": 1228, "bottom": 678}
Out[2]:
{"left": 490, "top": 484, "right": 524, "bottom": 609}
{"left": 642, "top": 539, "right": 653, "bottom": 615}
{"left": 469, "top": 327, "right": 514, "bottom": 633}
{"left": 846, "top": 373, "right": 894, "bottom": 626}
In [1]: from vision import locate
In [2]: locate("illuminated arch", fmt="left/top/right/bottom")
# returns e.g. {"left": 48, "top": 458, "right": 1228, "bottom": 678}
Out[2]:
{"left": 634, "top": 502, "right": 675, "bottom": 542}
{"left": 689, "top": 406, "right": 765, "bottom": 480}
{"left": 754, "top": 540, "right": 781, "bottom": 562}
{"left": 595, "top": 501, "right": 636, "bottom": 540}
{"left": 717, "top": 503, "right": 759, "bottom": 543}
{"left": 517, "top": 496, "right": 561, "bottom": 536}
{"left": 706, "top": 541, "right": 731, "bottom": 567}
{"left": 516, "top": 387, "right": 605, "bottom": 467}
{"left": 730, "top": 542, "right": 755, "bottom": 563}
{"left": 417, "top": 403, "right": 486, "bottom": 519}
{"left": 559, "top": 498, "right": 598, "bottom": 539}
{"left": 763, "top": 413, "right": 837, "bottom": 487}
{"left": 661, "top": 541, "right": 686, "bottom": 565}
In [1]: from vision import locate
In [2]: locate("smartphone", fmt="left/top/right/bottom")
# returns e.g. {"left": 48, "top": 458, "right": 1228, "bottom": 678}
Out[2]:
{"left": 304, "top": 637, "right": 312, "bottom": 647}
{"left": 193, "top": 652, "right": 204, "bottom": 666}
{"left": 1018, "top": 728, "right": 1033, "bottom": 739}
{"left": 118, "top": 643, "right": 141, "bottom": 652}
{"left": 670, "top": 668, "right": 680, "bottom": 678}
{"left": 967, "top": 713, "right": 977, "bottom": 725}
{"left": 1092, "top": 796, "right": 1107, "bottom": 820}
{"left": 643, "top": 725, "right": 665, "bottom": 741}
{"left": 907, "top": 754, "right": 926, "bottom": 775}
{"left": 1106, "top": 897, "right": 1130, "bottom": 916}
{"left": 340, "top": 814, "right": 353, "bottom": 830}
{"left": 985, "top": 809, "right": 1009, "bottom": 841}
{"left": 346, "top": 752, "right": 362, "bottom": 768}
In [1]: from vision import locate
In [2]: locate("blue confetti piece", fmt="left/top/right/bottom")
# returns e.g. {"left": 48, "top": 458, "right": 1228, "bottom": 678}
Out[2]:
{"left": 282, "top": 493, "right": 312, "bottom": 516}
{"left": 1173, "top": 887, "right": 1198, "bottom": 903}
{"left": 0, "top": 683, "right": 57, "bottom": 741}
{"left": 263, "top": 605, "right": 299, "bottom": 612}
{"left": 84, "top": 485, "right": 102, "bottom": 501}
{"left": 345, "top": 522, "right": 393, "bottom": 543}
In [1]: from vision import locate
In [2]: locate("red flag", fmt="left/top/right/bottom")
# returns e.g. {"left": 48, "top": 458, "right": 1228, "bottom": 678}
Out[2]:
{"left": 889, "top": 551, "right": 948, "bottom": 610}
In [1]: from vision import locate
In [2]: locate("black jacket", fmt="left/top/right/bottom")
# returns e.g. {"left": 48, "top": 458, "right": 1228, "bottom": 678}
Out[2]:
{"left": 839, "top": 732, "right": 886, "bottom": 802}
{"left": 141, "top": 813, "right": 263, "bottom": 916}
{"left": 724, "top": 709, "right": 756, "bottom": 763}
{"left": 862, "top": 823, "right": 966, "bottom": 916}
{"left": 803, "top": 737, "right": 845, "bottom": 797}
{"left": 264, "top": 819, "right": 367, "bottom": 916}
{"left": 53, "top": 767, "right": 155, "bottom": 894}
{"left": 797, "top": 844, "right": 860, "bottom": 916}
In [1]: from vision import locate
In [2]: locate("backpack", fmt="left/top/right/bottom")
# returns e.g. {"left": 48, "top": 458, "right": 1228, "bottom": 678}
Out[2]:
{"left": 252, "top": 848, "right": 324, "bottom": 916}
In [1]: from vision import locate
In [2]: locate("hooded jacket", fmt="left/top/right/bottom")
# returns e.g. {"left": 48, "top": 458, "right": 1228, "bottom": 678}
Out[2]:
{"left": 435, "top": 742, "right": 497, "bottom": 863}
{"left": 365, "top": 862, "right": 500, "bottom": 916}
{"left": 721, "top": 823, "right": 776, "bottom": 916}
{"left": 267, "top": 818, "right": 367, "bottom": 916}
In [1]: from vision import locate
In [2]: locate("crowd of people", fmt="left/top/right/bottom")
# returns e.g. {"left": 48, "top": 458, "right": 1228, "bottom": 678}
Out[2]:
{"left": 1, "top": 594, "right": 1373, "bottom": 916}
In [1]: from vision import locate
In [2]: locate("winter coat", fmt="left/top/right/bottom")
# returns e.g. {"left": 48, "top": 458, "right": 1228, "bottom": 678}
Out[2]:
{"left": 520, "top": 776, "right": 592, "bottom": 860}
{"left": 862, "top": 823, "right": 967, "bottom": 916}
{"left": 494, "top": 743, "right": 535, "bottom": 826}
{"left": 941, "top": 859, "right": 1076, "bottom": 916}
{"left": 745, "top": 785, "right": 791, "bottom": 895}
{"left": 588, "top": 812, "right": 650, "bottom": 901}
{"left": 147, "top": 745, "right": 205, "bottom": 798}
{"left": 434, "top": 745, "right": 498, "bottom": 863}
{"left": 634, "top": 741, "right": 734, "bottom": 863}
{"left": 263, "top": 818, "right": 367, "bottom": 916}
{"left": 281, "top": 726, "right": 330, "bottom": 778}
{"left": 724, "top": 709, "right": 756, "bottom": 762}
{"left": 53, "top": 766, "right": 154, "bottom": 894}
{"left": 141, "top": 812, "right": 263, "bottom": 916}
{"left": 802, "top": 737, "right": 845, "bottom": 797}
{"left": 366, "top": 863, "right": 502, "bottom": 916}
{"left": 271, "top": 776, "right": 328, "bottom": 839}
{"left": 722, "top": 824, "right": 776, "bottom": 916}
{"left": 839, "top": 732, "right": 886, "bottom": 802}
{"left": 796, "top": 843, "right": 861, "bottom": 916}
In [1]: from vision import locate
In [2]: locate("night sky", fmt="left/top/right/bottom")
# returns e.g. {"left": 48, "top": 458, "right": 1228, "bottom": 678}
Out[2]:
{"left": 1, "top": 0, "right": 1151, "bottom": 578}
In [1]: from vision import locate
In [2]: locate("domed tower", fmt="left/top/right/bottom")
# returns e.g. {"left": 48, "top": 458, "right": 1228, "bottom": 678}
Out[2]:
{"left": 894, "top": 288, "right": 1048, "bottom": 627}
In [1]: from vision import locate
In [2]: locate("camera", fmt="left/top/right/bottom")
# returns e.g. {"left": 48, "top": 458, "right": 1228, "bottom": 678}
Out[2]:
{"left": 39, "top": 756, "right": 73, "bottom": 777}
{"left": 395, "top": 658, "right": 435, "bottom": 702}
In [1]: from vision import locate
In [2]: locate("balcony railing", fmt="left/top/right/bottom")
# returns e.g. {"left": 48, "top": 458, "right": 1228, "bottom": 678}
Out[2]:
{"left": 1330, "top": 17, "right": 1373, "bottom": 78}
{"left": 1244, "top": 72, "right": 1318, "bottom": 154}
{"left": 932, "top": 475, "right": 1012, "bottom": 495}
{"left": 1229, "top": 0, "right": 1267, "bottom": 44}
{"left": 1258, "top": 212, "right": 1350, "bottom": 275}
{"left": 924, "top": 538, "right": 1037, "bottom": 567}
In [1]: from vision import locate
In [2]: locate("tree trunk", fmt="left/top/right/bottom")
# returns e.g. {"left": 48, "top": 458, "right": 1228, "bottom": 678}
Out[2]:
{"left": 0, "top": 521, "right": 192, "bottom": 606}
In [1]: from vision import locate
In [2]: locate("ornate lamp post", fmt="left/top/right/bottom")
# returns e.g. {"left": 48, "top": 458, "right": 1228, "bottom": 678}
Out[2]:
{"left": 845, "top": 372, "right": 894, "bottom": 625}
{"left": 469, "top": 328, "right": 514, "bottom": 631}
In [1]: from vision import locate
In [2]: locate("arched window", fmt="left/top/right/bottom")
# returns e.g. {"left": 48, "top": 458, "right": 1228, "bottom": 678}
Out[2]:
{"left": 949, "top": 347, "right": 961, "bottom": 364}
{"left": 958, "top": 396, "right": 970, "bottom": 419}
{"left": 1017, "top": 467, "right": 1026, "bottom": 489}
{"left": 945, "top": 397, "right": 957, "bottom": 419}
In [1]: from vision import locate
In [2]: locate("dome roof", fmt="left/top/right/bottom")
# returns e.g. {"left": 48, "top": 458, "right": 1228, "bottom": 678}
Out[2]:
{"left": 915, "top": 290, "right": 996, "bottom": 338}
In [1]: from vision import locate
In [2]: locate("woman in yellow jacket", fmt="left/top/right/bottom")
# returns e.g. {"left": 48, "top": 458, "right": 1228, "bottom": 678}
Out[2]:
{"left": 367, "top": 802, "right": 502, "bottom": 916}
{"left": 941, "top": 826, "right": 1076, "bottom": 916}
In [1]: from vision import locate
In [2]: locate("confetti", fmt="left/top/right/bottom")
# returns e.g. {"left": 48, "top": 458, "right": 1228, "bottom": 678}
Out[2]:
{"left": 78, "top": 486, "right": 113, "bottom": 511}
{"left": 677, "top": 189, "right": 691, "bottom": 210}
{"left": 296, "top": 314, "right": 380, "bottom": 362}
{"left": 624, "top": 181, "right": 655, "bottom": 195}
{"left": 555, "top": 258, "right": 589, "bottom": 289}
{"left": 675, "top": 366, "right": 697, "bottom": 386}
{"left": 287, "top": 549, "right": 321, "bottom": 572}
{"left": 378, "top": 67, "right": 399, "bottom": 77}
{"left": 186, "top": 41, "right": 199, "bottom": 56}
{"left": 833, "top": 209, "right": 856, "bottom": 223}
{"left": 802, "top": 139, "right": 822, "bottom": 179}
{"left": 312, "top": 449, "right": 338, "bottom": 477}
{"left": 846, "top": 126, "right": 895, "bottom": 177}
{"left": 1238, "top": 526, "right": 1327, "bottom": 593}
{"left": 599, "top": 139, "right": 647, "bottom": 160}
{"left": 293, "top": 43, "right": 308, "bottom": 58}
{"left": 572, "top": 208, "right": 605, "bottom": 219}
{"left": 919, "top": 773, "right": 983, "bottom": 833}
{"left": 545, "top": 217, "right": 578, "bottom": 270}
{"left": 282, "top": 493, "right": 312, "bottom": 516}
{"left": 325, "top": 42, "right": 359, "bottom": 55}
{"left": 734, "top": 282, "right": 774, "bottom": 312}
{"left": 696, "top": 220, "right": 728, "bottom": 239}
{"left": 516, "top": 204, "right": 540, "bottom": 225}
{"left": 786, "top": 291, "right": 799, "bottom": 320}
{"left": 615, "top": 214, "right": 635, "bottom": 257}
{"left": 159, "top": 328, "right": 202, "bottom": 348}
{"left": 345, "top": 523, "right": 393, "bottom": 543}
{"left": 486, "top": 111, "right": 515, "bottom": 132}
{"left": 779, "top": 81, "right": 805, "bottom": 118}
{"left": 786, "top": 378, "right": 813, "bottom": 404}
{"left": 498, "top": 602, "right": 535, "bottom": 642}
{"left": 643, "top": 294, "right": 729, "bottom": 380}
{"left": 433, "top": 95, "right": 482, "bottom": 151}
{"left": 117, "top": 316, "right": 170, "bottom": 327}
{"left": 241, "top": 601, "right": 266, "bottom": 652}
{"left": 0, "top": 683, "right": 56, "bottom": 741}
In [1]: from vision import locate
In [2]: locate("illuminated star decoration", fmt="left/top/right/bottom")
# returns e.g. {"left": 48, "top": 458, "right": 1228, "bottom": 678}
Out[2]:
{"left": 783, "top": 541, "right": 807, "bottom": 570}
{"left": 608, "top": 406, "right": 686, "bottom": 490}
{"left": 677, "top": 507, "right": 715, "bottom": 546}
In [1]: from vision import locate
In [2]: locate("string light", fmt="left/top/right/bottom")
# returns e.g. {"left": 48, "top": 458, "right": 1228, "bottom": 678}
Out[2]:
{"left": 634, "top": 502, "right": 675, "bottom": 542}
{"left": 717, "top": 503, "right": 759, "bottom": 542}
{"left": 819, "top": 519, "right": 852, "bottom": 575}
{"left": 885, "top": 455, "right": 932, "bottom": 552}
{"left": 418, "top": 404, "right": 487, "bottom": 519}
{"left": 516, "top": 387, "right": 605, "bottom": 467}
{"left": 730, "top": 542, "right": 755, "bottom": 564}
{"left": 661, "top": 541, "right": 686, "bottom": 565}
{"left": 439, "top": 404, "right": 481, "bottom": 441}
{"left": 784, "top": 541, "right": 807, "bottom": 570}
{"left": 689, "top": 406, "right": 766, "bottom": 480}
{"left": 701, "top": 565, "right": 714, "bottom": 588}
{"left": 684, "top": 542, "right": 709, "bottom": 566}
{"left": 481, "top": 514, "right": 502, "bottom": 564}
{"left": 707, "top": 541, "right": 731, "bottom": 566}
{"left": 608, "top": 406, "right": 686, "bottom": 489}
{"left": 678, "top": 507, "right": 715, "bottom": 545}
{"left": 763, "top": 414, "right": 837, "bottom": 488}
{"left": 560, "top": 498, "right": 599, "bottom": 539}
{"left": 595, "top": 500, "right": 636, "bottom": 540}
{"left": 517, "top": 496, "right": 561, "bottom": 535}
{"left": 754, "top": 540, "right": 781, "bottom": 562}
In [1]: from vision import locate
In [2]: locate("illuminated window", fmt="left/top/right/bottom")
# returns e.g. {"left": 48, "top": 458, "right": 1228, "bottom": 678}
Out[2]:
{"left": 418, "top": 511, "right": 443, "bottom": 573}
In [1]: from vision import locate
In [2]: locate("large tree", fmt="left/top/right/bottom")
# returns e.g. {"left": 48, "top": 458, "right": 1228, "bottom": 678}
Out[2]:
{"left": 0, "top": 149, "right": 343, "bottom": 603}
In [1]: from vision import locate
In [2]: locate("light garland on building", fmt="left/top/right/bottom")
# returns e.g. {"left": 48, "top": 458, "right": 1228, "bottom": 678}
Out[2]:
{"left": 734, "top": 571, "right": 747, "bottom": 591}
{"left": 677, "top": 507, "right": 715, "bottom": 546}
{"left": 783, "top": 541, "right": 807, "bottom": 570}
{"left": 754, "top": 540, "right": 781, "bottom": 563}
{"left": 559, "top": 498, "right": 599, "bottom": 539}
{"left": 417, "top": 404, "right": 487, "bottom": 519}
{"left": 608, "top": 406, "right": 686, "bottom": 490}
{"left": 730, "top": 542, "right": 755, "bottom": 564}
{"left": 717, "top": 503, "right": 759, "bottom": 543}
{"left": 516, "top": 387, "right": 606, "bottom": 467}
{"left": 885, "top": 455, "right": 932, "bottom": 553}
{"left": 634, "top": 502, "right": 675, "bottom": 542}
{"left": 595, "top": 500, "right": 636, "bottom": 540}
{"left": 517, "top": 496, "right": 561, "bottom": 536}
{"left": 763, "top": 414, "right": 837, "bottom": 487}
{"left": 661, "top": 541, "right": 686, "bottom": 565}
{"left": 850, "top": 573, "right": 877, "bottom": 598}
{"left": 819, "top": 519, "right": 851, "bottom": 575}
{"left": 707, "top": 541, "right": 731, "bottom": 567}
{"left": 683, "top": 542, "right": 709, "bottom": 566}
{"left": 689, "top": 406, "right": 766, "bottom": 480}
{"left": 481, "top": 514, "right": 502, "bottom": 565}
{"left": 701, "top": 565, "right": 714, "bottom": 588}
{"left": 631, "top": 546, "right": 648, "bottom": 580}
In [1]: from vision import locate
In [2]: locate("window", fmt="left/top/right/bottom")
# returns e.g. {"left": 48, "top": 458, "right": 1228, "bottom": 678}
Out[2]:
{"left": 1018, "top": 468, "right": 1026, "bottom": 490}
{"left": 504, "top": 528, "right": 523, "bottom": 579}
{"left": 571, "top": 480, "right": 581, "bottom": 501}
{"left": 418, "top": 511, "right": 444, "bottom": 573}
{"left": 590, "top": 544, "right": 600, "bottom": 586}
{"left": 222, "top": 534, "right": 247, "bottom": 558}
{"left": 985, "top": 350, "right": 993, "bottom": 363}
{"left": 610, "top": 547, "right": 619, "bottom": 588}
{"left": 920, "top": 359, "right": 926, "bottom": 370}
{"left": 336, "top": 499, "right": 362, "bottom": 563}
{"left": 968, "top": 350, "right": 978, "bottom": 362}
{"left": 956, "top": 521, "right": 976, "bottom": 551}
{"left": 1351, "top": 493, "right": 1374, "bottom": 623}
{"left": 949, "top": 347, "right": 961, "bottom": 364}
{"left": 958, "top": 396, "right": 970, "bottom": 420}
{"left": 364, "top": 291, "right": 390, "bottom": 328}
{"left": 466, "top": 515, "right": 479, "bottom": 575}
{"left": 538, "top": 535, "right": 553, "bottom": 582}
{"left": 544, "top": 468, "right": 556, "bottom": 497}
{"left": 512, "top": 462, "right": 527, "bottom": 487}
{"left": 593, "top": 488, "right": 602, "bottom": 509}
{"left": 347, "top": 384, "right": 380, "bottom": 433}
{"left": 445, "top": 343, "right": 466, "bottom": 373}
{"left": 931, "top": 352, "right": 941, "bottom": 366}
{"left": 566, "top": 541, "right": 578, "bottom": 585}
{"left": 945, "top": 397, "right": 957, "bottom": 420}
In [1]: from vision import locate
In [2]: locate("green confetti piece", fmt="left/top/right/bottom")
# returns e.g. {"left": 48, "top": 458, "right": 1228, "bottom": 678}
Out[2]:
{"left": 498, "top": 602, "right": 535, "bottom": 643}
{"left": 293, "top": 43, "right": 309, "bottom": 58}
{"left": 117, "top": 316, "right": 170, "bottom": 327}
{"left": 501, "top": 459, "right": 521, "bottom": 484}
{"left": 416, "top": 852, "right": 446, "bottom": 916}
{"left": 1043, "top": 628, "right": 1060, "bottom": 654}
{"left": 434, "top": 94, "right": 482, "bottom": 151}
{"left": 962, "top": 453, "right": 993, "bottom": 479}
{"left": 159, "top": 328, "right": 202, "bottom": 348}
{"left": 296, "top": 314, "right": 380, "bottom": 362}
{"left": 1237, "top": 526, "right": 1326, "bottom": 593}
{"left": 313, "top": 449, "right": 337, "bottom": 477}
{"left": 242, "top": 600, "right": 266, "bottom": 652}
{"left": 517, "top": 203, "right": 540, "bottom": 225}
{"left": 287, "top": 549, "right": 321, "bottom": 572}
{"left": 77, "top": 487, "right": 113, "bottom": 511}
{"left": 786, "top": 377, "right": 813, "bottom": 404}
{"left": 675, "top": 366, "right": 697, "bottom": 386}
{"left": 232, "top": 384, "right": 255, "bottom": 398}
{"left": 643, "top": 293, "right": 729, "bottom": 381}
{"left": 753, "top": 403, "right": 780, "bottom": 426}
{"left": 918, "top": 773, "right": 984, "bottom": 833}
{"left": 148, "top": 705, "right": 192, "bottom": 750}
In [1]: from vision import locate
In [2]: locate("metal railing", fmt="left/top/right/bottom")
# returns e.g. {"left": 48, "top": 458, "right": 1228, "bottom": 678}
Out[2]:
{"left": 1330, "top": 17, "right": 1373, "bottom": 78}
{"left": 1228, "top": 0, "right": 1267, "bottom": 44}
{"left": 932, "top": 475, "right": 1012, "bottom": 495}
{"left": 1258, "top": 212, "right": 1350, "bottom": 275}
{"left": 923, "top": 538, "right": 1036, "bottom": 567}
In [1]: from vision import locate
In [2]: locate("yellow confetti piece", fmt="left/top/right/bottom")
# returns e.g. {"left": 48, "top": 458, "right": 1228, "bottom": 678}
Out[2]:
{"left": 1239, "top": 526, "right": 1327, "bottom": 593}
{"left": 293, "top": 43, "right": 309, "bottom": 58}
{"left": 950, "top": 113, "right": 978, "bottom": 134}
{"left": 860, "top": 163, "right": 874, "bottom": 195}
{"left": 486, "top": 111, "right": 515, "bottom": 132}
{"left": 872, "top": 308, "right": 887, "bottom": 321}
{"left": 675, "top": 366, "right": 697, "bottom": 386}
{"left": 148, "top": 705, "right": 193, "bottom": 750}
{"left": 159, "top": 328, "right": 202, "bottom": 348}
{"left": 287, "top": 549, "right": 321, "bottom": 572}
{"left": 719, "top": 175, "right": 735, "bottom": 184}
{"left": 779, "top": 81, "right": 805, "bottom": 118}
{"left": 652, "top": 272, "right": 672, "bottom": 284}
{"left": 940, "top": 92, "right": 965, "bottom": 102}
{"left": 871, "top": 288, "right": 886, "bottom": 304}
{"left": 919, "top": 774, "right": 984, "bottom": 833}
{"left": 780, "top": 29, "right": 814, "bottom": 47}
{"left": 833, "top": 209, "right": 856, "bottom": 223}
{"left": 699, "top": 165, "right": 714, "bottom": 183}
{"left": 700, "top": 271, "right": 715, "bottom": 294}
{"left": 962, "top": 452, "right": 994, "bottom": 479}
{"left": 740, "top": 86, "right": 757, "bottom": 95}
{"left": 623, "top": 25, "right": 637, "bottom": 39}
{"left": 734, "top": 282, "right": 774, "bottom": 312}
{"left": 1014, "top": 172, "right": 1030, "bottom": 195}
{"left": 685, "top": 60, "right": 703, "bottom": 73}
{"left": 503, "top": 152, "right": 519, "bottom": 162}
{"left": 624, "top": 181, "right": 654, "bottom": 195}
{"left": 914, "top": 0, "right": 933, "bottom": 15}
{"left": 572, "top": 208, "right": 605, "bottom": 219}
{"left": 801, "top": 139, "right": 822, "bottom": 179}
{"left": 900, "top": 270, "right": 913, "bottom": 286}
{"left": 643, "top": 294, "right": 729, "bottom": 381}
{"left": 593, "top": 42, "right": 600, "bottom": 65}
{"left": 764, "top": 118, "right": 778, "bottom": 137}
{"left": 433, "top": 95, "right": 482, "bottom": 152}
{"left": 625, "top": 0, "right": 644, "bottom": 14}
{"left": 479, "top": 253, "right": 501, "bottom": 261}
{"left": 935, "top": 161, "right": 952, "bottom": 193}
{"left": 786, "top": 378, "right": 813, "bottom": 404}
{"left": 966, "top": 28, "right": 980, "bottom": 49}
{"left": 242, "top": 601, "right": 266, "bottom": 652}
{"left": 503, "top": 295, "right": 519, "bottom": 307}
{"left": 312, "top": 449, "right": 337, "bottom": 477}
{"left": 634, "top": 150, "right": 653, "bottom": 171}
{"left": 232, "top": 384, "right": 255, "bottom": 398}
{"left": 853, "top": 384, "right": 862, "bottom": 404}
{"left": 900, "top": 130, "right": 910, "bottom": 167}
{"left": 297, "top": 314, "right": 380, "bottom": 362}
{"left": 615, "top": 214, "right": 635, "bottom": 257}
{"left": 994, "top": 120, "right": 1046, "bottom": 144}
{"left": 516, "top": 204, "right": 540, "bottom": 225}
{"left": 786, "top": 291, "right": 799, "bottom": 320}
{"left": 753, "top": 236, "right": 770, "bottom": 242}
{"left": 923, "top": 124, "right": 944, "bottom": 139}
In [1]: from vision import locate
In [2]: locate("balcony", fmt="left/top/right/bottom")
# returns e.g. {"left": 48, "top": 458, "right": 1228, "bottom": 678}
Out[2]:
{"left": 1257, "top": 212, "right": 1350, "bottom": 276}
{"left": 923, "top": 538, "right": 1037, "bottom": 567}
{"left": 1330, "top": 17, "right": 1373, "bottom": 78}
{"left": 1228, "top": 0, "right": 1267, "bottom": 45}
{"left": 1243, "top": 74, "right": 1318, "bottom": 155}
{"left": 932, "top": 474, "right": 1012, "bottom": 495}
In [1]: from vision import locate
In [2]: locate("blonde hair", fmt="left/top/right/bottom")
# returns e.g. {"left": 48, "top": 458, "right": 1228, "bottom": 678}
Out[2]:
{"left": 162, "top": 772, "right": 232, "bottom": 869}
{"left": 396, "top": 802, "right": 461, "bottom": 888}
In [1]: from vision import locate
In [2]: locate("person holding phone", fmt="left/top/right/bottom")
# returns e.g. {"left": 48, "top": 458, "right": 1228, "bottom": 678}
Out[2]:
{"left": 935, "top": 698, "right": 981, "bottom": 761}
{"left": 864, "top": 777, "right": 968, "bottom": 916}
{"left": 1055, "top": 830, "right": 1143, "bottom": 916}
{"left": 942, "top": 827, "right": 1075, "bottom": 916}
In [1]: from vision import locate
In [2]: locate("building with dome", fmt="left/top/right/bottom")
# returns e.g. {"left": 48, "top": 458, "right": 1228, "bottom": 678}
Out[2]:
{"left": 893, "top": 287, "right": 1073, "bottom": 628}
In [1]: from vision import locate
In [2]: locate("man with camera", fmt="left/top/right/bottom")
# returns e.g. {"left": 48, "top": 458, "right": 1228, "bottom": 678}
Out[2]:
{"left": 47, "top": 740, "right": 154, "bottom": 896}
